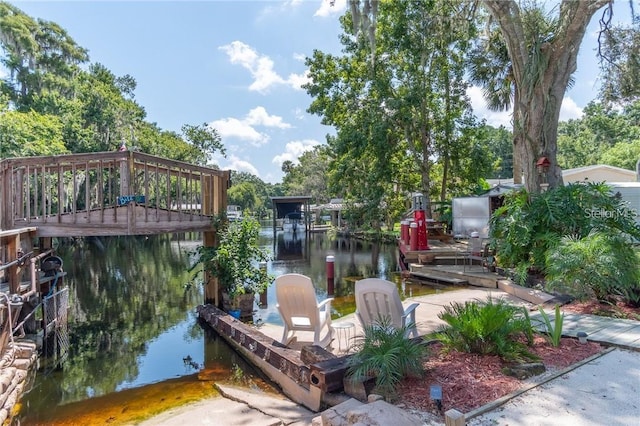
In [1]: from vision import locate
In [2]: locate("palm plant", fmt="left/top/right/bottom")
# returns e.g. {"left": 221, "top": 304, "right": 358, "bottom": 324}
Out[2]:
{"left": 435, "top": 296, "right": 537, "bottom": 362}
{"left": 347, "top": 317, "right": 428, "bottom": 400}
{"left": 545, "top": 231, "right": 640, "bottom": 305}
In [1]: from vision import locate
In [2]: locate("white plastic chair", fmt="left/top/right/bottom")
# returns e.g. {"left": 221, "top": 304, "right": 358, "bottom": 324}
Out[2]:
{"left": 462, "top": 238, "right": 490, "bottom": 272}
{"left": 275, "top": 273, "right": 334, "bottom": 348}
{"left": 355, "top": 278, "right": 419, "bottom": 339}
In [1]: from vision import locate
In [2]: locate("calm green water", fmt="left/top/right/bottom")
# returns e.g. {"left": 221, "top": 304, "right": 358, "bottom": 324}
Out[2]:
{"left": 16, "top": 230, "right": 449, "bottom": 425}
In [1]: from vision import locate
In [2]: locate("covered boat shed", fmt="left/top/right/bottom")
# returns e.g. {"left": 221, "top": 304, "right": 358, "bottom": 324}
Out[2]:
{"left": 270, "top": 196, "right": 312, "bottom": 233}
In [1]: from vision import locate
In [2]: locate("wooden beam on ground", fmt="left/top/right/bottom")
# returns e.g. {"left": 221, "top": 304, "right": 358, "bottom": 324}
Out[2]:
{"left": 197, "top": 304, "right": 327, "bottom": 411}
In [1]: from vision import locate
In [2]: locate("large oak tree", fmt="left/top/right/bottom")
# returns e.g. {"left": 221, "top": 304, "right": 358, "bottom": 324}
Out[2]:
{"left": 482, "top": 0, "right": 610, "bottom": 191}
{"left": 349, "top": 0, "right": 618, "bottom": 192}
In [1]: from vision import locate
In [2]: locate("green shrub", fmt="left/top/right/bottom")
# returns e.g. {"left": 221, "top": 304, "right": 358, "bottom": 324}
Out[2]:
{"left": 490, "top": 182, "right": 640, "bottom": 285}
{"left": 545, "top": 231, "right": 640, "bottom": 305}
{"left": 347, "top": 318, "right": 428, "bottom": 400}
{"left": 435, "top": 297, "right": 537, "bottom": 362}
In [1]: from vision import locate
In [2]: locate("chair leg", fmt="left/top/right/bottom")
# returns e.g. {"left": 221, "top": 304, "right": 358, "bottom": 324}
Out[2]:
{"left": 281, "top": 326, "right": 290, "bottom": 345}
{"left": 316, "top": 324, "right": 334, "bottom": 349}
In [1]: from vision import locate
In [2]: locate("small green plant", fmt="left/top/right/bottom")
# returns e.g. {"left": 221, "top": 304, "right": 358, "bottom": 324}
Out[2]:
{"left": 537, "top": 305, "right": 564, "bottom": 347}
{"left": 435, "top": 296, "right": 538, "bottom": 362}
{"left": 347, "top": 317, "right": 428, "bottom": 400}
{"left": 230, "top": 364, "right": 246, "bottom": 384}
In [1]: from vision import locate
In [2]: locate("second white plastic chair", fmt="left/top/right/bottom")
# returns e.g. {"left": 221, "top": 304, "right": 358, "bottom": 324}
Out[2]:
{"left": 355, "top": 278, "right": 419, "bottom": 339}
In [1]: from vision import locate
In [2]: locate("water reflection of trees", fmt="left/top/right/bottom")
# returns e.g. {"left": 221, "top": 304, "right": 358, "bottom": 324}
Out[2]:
{"left": 28, "top": 235, "right": 202, "bottom": 407}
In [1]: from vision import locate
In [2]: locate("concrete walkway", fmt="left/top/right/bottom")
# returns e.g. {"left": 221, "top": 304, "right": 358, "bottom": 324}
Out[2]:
{"left": 466, "top": 347, "right": 640, "bottom": 426}
{"left": 529, "top": 311, "right": 640, "bottom": 350}
{"left": 140, "top": 286, "right": 640, "bottom": 425}
{"left": 138, "top": 384, "right": 317, "bottom": 426}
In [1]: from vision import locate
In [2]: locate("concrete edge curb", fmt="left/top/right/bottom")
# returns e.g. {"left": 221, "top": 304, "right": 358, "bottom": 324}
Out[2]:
{"left": 464, "top": 346, "right": 617, "bottom": 420}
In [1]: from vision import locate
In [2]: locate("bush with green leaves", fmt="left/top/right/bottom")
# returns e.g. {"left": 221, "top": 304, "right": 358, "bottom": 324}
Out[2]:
{"left": 193, "top": 216, "right": 272, "bottom": 304}
{"left": 347, "top": 318, "right": 428, "bottom": 400}
{"left": 545, "top": 231, "right": 640, "bottom": 305}
{"left": 435, "top": 297, "right": 537, "bottom": 362}
{"left": 490, "top": 182, "right": 640, "bottom": 285}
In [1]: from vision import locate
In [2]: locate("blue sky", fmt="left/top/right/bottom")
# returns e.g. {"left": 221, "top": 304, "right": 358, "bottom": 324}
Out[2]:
{"left": 5, "top": 1, "right": 635, "bottom": 183}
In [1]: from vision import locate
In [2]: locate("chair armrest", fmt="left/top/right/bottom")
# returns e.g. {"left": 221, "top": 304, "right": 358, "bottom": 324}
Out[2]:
{"left": 317, "top": 297, "right": 334, "bottom": 311}
{"left": 402, "top": 302, "right": 420, "bottom": 324}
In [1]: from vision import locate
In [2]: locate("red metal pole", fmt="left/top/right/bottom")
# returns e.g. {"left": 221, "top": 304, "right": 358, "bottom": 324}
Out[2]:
{"left": 401, "top": 220, "right": 409, "bottom": 246}
{"left": 326, "top": 255, "right": 335, "bottom": 295}
{"left": 410, "top": 223, "right": 418, "bottom": 251}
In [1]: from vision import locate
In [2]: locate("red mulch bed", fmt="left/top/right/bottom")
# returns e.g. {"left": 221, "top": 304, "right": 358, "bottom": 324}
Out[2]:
{"left": 396, "top": 298, "right": 639, "bottom": 417}
{"left": 562, "top": 298, "right": 640, "bottom": 320}
{"left": 397, "top": 336, "right": 603, "bottom": 415}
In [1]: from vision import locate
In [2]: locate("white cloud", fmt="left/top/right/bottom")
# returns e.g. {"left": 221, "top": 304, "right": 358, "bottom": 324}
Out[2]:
{"left": 210, "top": 107, "right": 292, "bottom": 147}
{"left": 245, "top": 106, "right": 291, "bottom": 128}
{"left": 559, "top": 97, "right": 583, "bottom": 122}
{"left": 468, "top": 85, "right": 585, "bottom": 127}
{"left": 272, "top": 139, "right": 321, "bottom": 166}
{"left": 293, "top": 107, "right": 306, "bottom": 120}
{"left": 314, "top": 0, "right": 347, "bottom": 18}
{"left": 467, "top": 86, "right": 512, "bottom": 128}
{"left": 224, "top": 155, "right": 261, "bottom": 177}
{"left": 210, "top": 117, "right": 269, "bottom": 146}
{"left": 287, "top": 69, "right": 311, "bottom": 90}
{"left": 219, "top": 41, "right": 307, "bottom": 93}
{"left": 293, "top": 52, "right": 307, "bottom": 62}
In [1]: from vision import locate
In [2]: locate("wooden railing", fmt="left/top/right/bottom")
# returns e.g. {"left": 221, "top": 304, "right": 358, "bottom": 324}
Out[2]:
{"left": 0, "top": 151, "right": 229, "bottom": 237}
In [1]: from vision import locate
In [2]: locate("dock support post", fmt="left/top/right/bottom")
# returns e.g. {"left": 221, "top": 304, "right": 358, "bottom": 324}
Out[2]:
{"left": 202, "top": 172, "right": 230, "bottom": 306}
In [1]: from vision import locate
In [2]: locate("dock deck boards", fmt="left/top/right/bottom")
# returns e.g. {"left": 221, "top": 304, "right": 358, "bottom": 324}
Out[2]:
{"left": 409, "top": 270, "right": 468, "bottom": 285}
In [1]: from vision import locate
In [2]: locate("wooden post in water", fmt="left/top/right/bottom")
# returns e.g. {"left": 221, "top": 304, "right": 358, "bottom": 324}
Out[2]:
{"left": 202, "top": 171, "right": 230, "bottom": 305}
{"left": 6, "top": 232, "right": 19, "bottom": 294}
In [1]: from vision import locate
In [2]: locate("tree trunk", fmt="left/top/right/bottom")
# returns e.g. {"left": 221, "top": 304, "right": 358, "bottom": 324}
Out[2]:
{"left": 483, "top": 0, "right": 611, "bottom": 193}
{"left": 420, "top": 128, "right": 432, "bottom": 219}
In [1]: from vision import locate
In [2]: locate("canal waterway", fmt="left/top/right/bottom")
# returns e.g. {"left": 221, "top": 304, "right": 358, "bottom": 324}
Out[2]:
{"left": 16, "top": 229, "right": 451, "bottom": 425}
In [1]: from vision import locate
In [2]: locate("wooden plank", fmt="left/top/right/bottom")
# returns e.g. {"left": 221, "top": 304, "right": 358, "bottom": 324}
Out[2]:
{"left": 0, "top": 228, "right": 37, "bottom": 238}
{"left": 410, "top": 271, "right": 468, "bottom": 285}
{"left": 309, "top": 355, "right": 352, "bottom": 392}
{"left": 197, "top": 304, "right": 311, "bottom": 388}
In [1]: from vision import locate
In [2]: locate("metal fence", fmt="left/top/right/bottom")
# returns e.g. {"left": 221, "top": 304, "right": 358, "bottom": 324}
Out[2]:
{"left": 43, "top": 287, "right": 69, "bottom": 366}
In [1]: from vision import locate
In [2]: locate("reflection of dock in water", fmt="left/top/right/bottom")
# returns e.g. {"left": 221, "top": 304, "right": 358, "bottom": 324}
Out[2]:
{"left": 273, "top": 230, "right": 308, "bottom": 262}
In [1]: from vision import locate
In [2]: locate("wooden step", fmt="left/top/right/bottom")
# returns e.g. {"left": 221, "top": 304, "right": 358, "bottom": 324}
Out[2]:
{"left": 409, "top": 271, "right": 468, "bottom": 285}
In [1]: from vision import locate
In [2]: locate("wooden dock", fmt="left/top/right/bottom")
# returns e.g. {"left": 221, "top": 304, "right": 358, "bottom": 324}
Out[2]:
{"left": 409, "top": 264, "right": 501, "bottom": 288}
{"left": 397, "top": 238, "right": 464, "bottom": 267}
{"left": 1, "top": 151, "right": 229, "bottom": 237}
